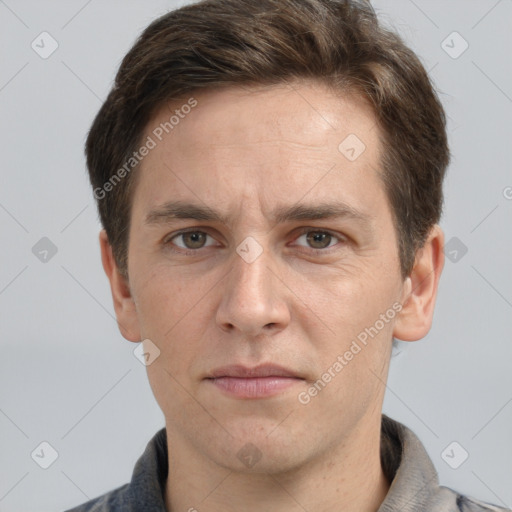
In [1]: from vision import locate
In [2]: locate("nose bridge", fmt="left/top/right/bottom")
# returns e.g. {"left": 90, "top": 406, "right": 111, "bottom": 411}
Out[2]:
{"left": 233, "top": 242, "right": 270, "bottom": 297}
{"left": 216, "top": 239, "right": 289, "bottom": 335}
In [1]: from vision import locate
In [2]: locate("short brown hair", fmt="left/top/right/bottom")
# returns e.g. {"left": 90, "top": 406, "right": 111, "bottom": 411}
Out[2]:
{"left": 86, "top": 0, "right": 449, "bottom": 279}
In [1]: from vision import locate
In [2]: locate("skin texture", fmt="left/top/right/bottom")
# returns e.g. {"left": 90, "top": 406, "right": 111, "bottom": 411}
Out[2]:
{"left": 100, "top": 80, "right": 444, "bottom": 512}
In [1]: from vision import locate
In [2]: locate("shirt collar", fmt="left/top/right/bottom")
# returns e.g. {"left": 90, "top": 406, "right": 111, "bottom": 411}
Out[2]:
{"left": 129, "top": 414, "right": 441, "bottom": 511}
{"left": 378, "top": 414, "right": 440, "bottom": 511}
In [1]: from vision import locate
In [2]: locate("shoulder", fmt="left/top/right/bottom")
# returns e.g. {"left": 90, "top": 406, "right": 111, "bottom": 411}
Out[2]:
{"left": 379, "top": 416, "right": 510, "bottom": 512}
{"left": 64, "top": 483, "right": 132, "bottom": 512}
{"left": 454, "top": 492, "right": 511, "bottom": 512}
{"left": 64, "top": 427, "right": 168, "bottom": 511}
{"left": 427, "top": 485, "right": 511, "bottom": 512}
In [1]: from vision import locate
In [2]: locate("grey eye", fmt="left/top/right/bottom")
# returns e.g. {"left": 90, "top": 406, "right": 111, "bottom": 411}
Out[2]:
{"left": 172, "top": 231, "right": 214, "bottom": 249}
{"left": 296, "top": 230, "right": 339, "bottom": 249}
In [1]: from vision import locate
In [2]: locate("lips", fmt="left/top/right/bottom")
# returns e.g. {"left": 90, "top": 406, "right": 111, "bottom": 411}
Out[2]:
{"left": 205, "top": 364, "right": 304, "bottom": 399}
{"left": 208, "top": 364, "right": 300, "bottom": 379}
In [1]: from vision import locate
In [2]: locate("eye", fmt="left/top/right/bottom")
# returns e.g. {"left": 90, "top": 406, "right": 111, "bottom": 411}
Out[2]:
{"left": 293, "top": 229, "right": 343, "bottom": 251}
{"left": 164, "top": 228, "right": 344, "bottom": 255}
{"left": 167, "top": 230, "right": 217, "bottom": 251}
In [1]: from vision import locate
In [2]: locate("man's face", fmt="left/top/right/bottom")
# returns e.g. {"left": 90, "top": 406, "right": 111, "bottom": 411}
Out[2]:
{"left": 124, "top": 81, "right": 409, "bottom": 472}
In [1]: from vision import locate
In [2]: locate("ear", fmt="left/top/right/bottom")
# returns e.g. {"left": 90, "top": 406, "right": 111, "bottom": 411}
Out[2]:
{"left": 99, "top": 229, "right": 141, "bottom": 342}
{"left": 393, "top": 225, "right": 445, "bottom": 342}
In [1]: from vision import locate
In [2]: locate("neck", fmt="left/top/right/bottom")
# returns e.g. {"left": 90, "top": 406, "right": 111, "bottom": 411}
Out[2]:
{"left": 164, "top": 412, "right": 390, "bottom": 512}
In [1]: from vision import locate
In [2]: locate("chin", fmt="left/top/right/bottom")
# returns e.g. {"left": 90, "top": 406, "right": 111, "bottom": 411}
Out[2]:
{"left": 217, "top": 444, "right": 306, "bottom": 476}
{"left": 207, "top": 421, "right": 311, "bottom": 475}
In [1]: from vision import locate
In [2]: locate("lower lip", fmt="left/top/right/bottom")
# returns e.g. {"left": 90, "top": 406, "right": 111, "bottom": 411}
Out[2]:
{"left": 207, "top": 376, "right": 302, "bottom": 399}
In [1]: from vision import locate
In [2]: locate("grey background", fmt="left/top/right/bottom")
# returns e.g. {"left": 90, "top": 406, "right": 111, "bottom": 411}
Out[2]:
{"left": 0, "top": 1, "right": 511, "bottom": 511}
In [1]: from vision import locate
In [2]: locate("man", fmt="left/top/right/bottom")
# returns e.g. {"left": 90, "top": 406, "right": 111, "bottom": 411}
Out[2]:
{"left": 66, "top": 0, "right": 509, "bottom": 510}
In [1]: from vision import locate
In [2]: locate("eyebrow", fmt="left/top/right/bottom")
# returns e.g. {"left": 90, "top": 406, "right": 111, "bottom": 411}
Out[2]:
{"left": 145, "top": 200, "right": 373, "bottom": 228}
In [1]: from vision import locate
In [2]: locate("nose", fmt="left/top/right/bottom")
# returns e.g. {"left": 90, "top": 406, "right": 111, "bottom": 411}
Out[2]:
{"left": 215, "top": 242, "right": 291, "bottom": 337}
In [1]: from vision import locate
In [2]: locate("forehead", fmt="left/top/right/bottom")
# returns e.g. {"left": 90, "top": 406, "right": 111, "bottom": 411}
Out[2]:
{"left": 155, "top": 82, "right": 377, "bottom": 148}
{"left": 132, "top": 81, "right": 385, "bottom": 221}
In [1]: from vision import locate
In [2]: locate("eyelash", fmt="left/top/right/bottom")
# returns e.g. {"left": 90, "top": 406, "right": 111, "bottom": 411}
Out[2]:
{"left": 164, "top": 227, "right": 346, "bottom": 256}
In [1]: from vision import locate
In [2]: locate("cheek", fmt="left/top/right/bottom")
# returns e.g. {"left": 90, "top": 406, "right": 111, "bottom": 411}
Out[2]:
{"left": 311, "top": 268, "right": 396, "bottom": 326}
{"left": 304, "top": 266, "right": 399, "bottom": 371}
{"left": 134, "top": 267, "right": 202, "bottom": 333}
{"left": 134, "top": 271, "right": 218, "bottom": 367}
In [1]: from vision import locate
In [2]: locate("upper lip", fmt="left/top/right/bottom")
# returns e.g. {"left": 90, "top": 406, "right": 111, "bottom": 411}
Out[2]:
{"left": 207, "top": 364, "right": 302, "bottom": 379}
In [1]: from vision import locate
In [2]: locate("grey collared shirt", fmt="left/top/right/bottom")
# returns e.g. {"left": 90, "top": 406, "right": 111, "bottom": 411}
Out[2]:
{"left": 65, "top": 415, "right": 510, "bottom": 511}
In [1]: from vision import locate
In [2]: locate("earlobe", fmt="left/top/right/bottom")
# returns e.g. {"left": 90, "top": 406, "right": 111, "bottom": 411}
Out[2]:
{"left": 99, "top": 230, "right": 141, "bottom": 342}
{"left": 393, "top": 225, "right": 445, "bottom": 342}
